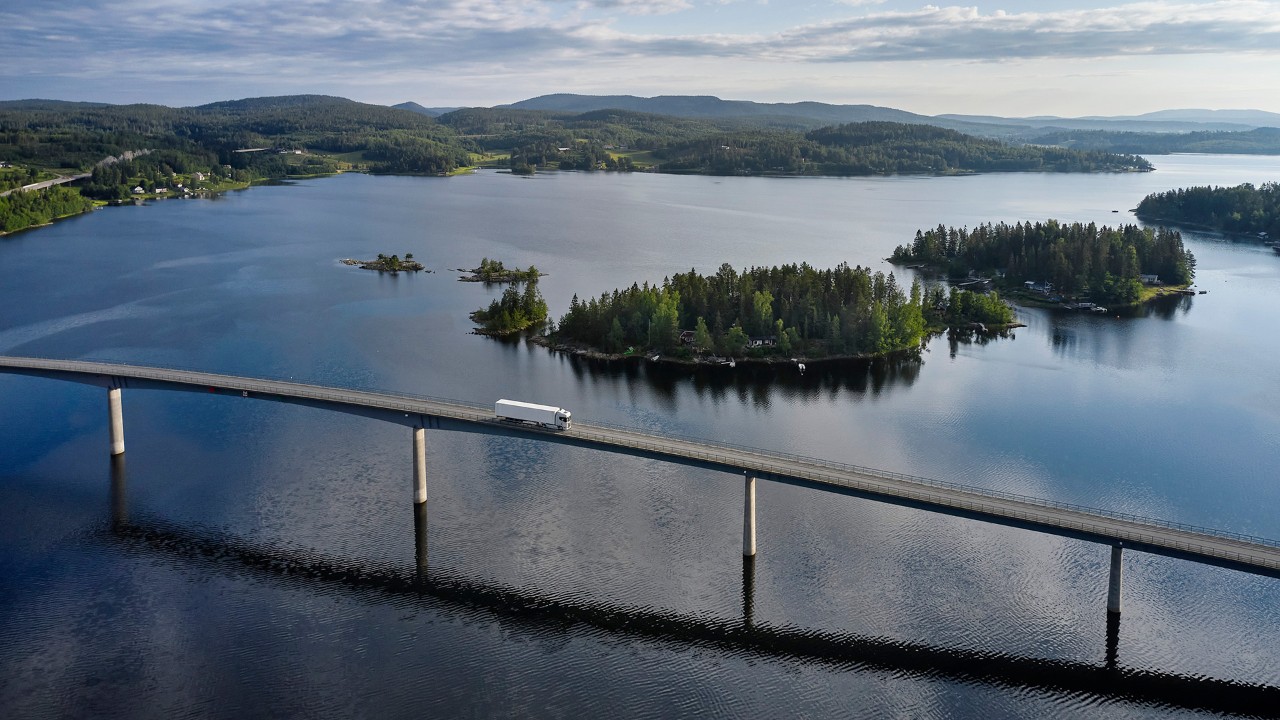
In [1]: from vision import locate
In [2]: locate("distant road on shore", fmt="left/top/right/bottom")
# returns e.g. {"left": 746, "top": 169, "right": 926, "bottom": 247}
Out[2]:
{"left": 0, "top": 172, "right": 92, "bottom": 198}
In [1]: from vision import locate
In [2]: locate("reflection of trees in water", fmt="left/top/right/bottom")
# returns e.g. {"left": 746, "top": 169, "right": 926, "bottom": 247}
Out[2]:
{"left": 1096, "top": 293, "right": 1190, "bottom": 321}
{"left": 561, "top": 351, "right": 924, "bottom": 407}
{"left": 1047, "top": 294, "right": 1192, "bottom": 365}
{"left": 1143, "top": 294, "right": 1193, "bottom": 320}
{"left": 1051, "top": 328, "right": 1079, "bottom": 355}
{"left": 946, "top": 327, "right": 1017, "bottom": 358}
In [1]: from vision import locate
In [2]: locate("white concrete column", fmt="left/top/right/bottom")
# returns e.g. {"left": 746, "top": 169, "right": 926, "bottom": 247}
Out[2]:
{"left": 1107, "top": 545, "right": 1123, "bottom": 614}
{"left": 412, "top": 426, "right": 427, "bottom": 505}
{"left": 108, "top": 387, "right": 125, "bottom": 456}
{"left": 743, "top": 473, "right": 756, "bottom": 557}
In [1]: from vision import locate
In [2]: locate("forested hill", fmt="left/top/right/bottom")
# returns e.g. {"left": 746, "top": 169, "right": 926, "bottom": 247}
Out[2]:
{"left": 1024, "top": 127, "right": 1280, "bottom": 155}
{"left": 2, "top": 94, "right": 1154, "bottom": 190}
{"left": 503, "top": 93, "right": 1004, "bottom": 135}
{"left": 0, "top": 95, "right": 470, "bottom": 174}
{"left": 650, "top": 122, "right": 1152, "bottom": 175}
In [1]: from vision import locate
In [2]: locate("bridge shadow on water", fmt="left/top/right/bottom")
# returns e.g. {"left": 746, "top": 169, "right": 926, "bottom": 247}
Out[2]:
{"left": 106, "top": 461, "right": 1279, "bottom": 717}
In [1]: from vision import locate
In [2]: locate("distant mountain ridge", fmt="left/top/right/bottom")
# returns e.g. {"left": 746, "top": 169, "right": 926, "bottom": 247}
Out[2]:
{"left": 505, "top": 94, "right": 1280, "bottom": 137}
{"left": 393, "top": 101, "right": 460, "bottom": 117}
{"left": 501, "top": 93, "right": 1004, "bottom": 134}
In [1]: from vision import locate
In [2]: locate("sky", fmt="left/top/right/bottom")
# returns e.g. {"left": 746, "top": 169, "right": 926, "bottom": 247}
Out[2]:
{"left": 4, "top": 0, "right": 1280, "bottom": 117}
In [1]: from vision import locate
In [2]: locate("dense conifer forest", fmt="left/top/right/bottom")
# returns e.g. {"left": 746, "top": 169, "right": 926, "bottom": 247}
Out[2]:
{"left": 890, "top": 221, "right": 1195, "bottom": 304}
{"left": 652, "top": 123, "right": 1152, "bottom": 175}
{"left": 1026, "top": 127, "right": 1280, "bottom": 156}
{"left": 551, "top": 263, "right": 1015, "bottom": 360}
{"left": 0, "top": 185, "right": 94, "bottom": 234}
{"left": 1135, "top": 183, "right": 1280, "bottom": 238}
{"left": 471, "top": 278, "right": 550, "bottom": 335}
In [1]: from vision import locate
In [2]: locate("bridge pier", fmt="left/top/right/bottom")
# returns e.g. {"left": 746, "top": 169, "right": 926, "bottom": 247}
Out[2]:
{"left": 108, "top": 387, "right": 125, "bottom": 455}
{"left": 1107, "top": 544, "right": 1123, "bottom": 614}
{"left": 743, "top": 473, "right": 756, "bottom": 557}
{"left": 412, "top": 426, "right": 427, "bottom": 505}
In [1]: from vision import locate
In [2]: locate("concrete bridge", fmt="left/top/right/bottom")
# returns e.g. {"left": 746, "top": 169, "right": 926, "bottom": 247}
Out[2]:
{"left": 4, "top": 355, "right": 1279, "bottom": 627}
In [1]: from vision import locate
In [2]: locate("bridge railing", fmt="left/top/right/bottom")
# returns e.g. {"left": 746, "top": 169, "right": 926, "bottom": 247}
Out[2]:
{"left": 568, "top": 416, "right": 1280, "bottom": 555}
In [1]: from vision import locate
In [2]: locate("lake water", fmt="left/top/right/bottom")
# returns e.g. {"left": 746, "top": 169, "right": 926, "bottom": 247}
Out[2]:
{"left": 3, "top": 156, "right": 1280, "bottom": 718}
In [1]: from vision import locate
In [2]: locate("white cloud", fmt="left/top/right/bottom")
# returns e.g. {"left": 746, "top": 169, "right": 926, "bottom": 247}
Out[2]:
{"left": 2, "top": 1, "right": 1279, "bottom": 112}
{"left": 576, "top": 0, "right": 694, "bottom": 14}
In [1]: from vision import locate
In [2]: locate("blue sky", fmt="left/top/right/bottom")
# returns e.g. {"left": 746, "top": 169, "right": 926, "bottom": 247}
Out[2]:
{"left": 4, "top": 1, "right": 1279, "bottom": 116}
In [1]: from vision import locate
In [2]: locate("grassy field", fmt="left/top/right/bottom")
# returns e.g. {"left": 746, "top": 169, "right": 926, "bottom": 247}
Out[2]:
{"left": 469, "top": 151, "right": 510, "bottom": 168}
{"left": 611, "top": 149, "right": 657, "bottom": 168}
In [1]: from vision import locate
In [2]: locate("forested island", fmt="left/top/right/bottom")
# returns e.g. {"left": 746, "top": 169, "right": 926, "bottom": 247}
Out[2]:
{"left": 1135, "top": 183, "right": 1280, "bottom": 238}
{"left": 890, "top": 221, "right": 1196, "bottom": 306}
{"left": 545, "top": 263, "right": 1015, "bottom": 362}
{"left": 342, "top": 252, "right": 424, "bottom": 273}
{"left": 0, "top": 95, "right": 1156, "bottom": 235}
{"left": 459, "top": 258, "right": 545, "bottom": 283}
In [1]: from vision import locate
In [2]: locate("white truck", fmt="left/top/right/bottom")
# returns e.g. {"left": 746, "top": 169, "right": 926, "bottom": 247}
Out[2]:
{"left": 495, "top": 399, "right": 572, "bottom": 430}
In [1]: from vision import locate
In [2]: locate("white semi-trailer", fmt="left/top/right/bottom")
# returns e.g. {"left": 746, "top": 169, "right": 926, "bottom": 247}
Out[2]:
{"left": 495, "top": 399, "right": 572, "bottom": 430}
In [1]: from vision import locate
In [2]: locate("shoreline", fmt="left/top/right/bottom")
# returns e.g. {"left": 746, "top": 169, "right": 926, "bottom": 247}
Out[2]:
{"left": 525, "top": 324, "right": 1023, "bottom": 367}
{"left": 342, "top": 257, "right": 427, "bottom": 273}
{"left": 455, "top": 267, "right": 547, "bottom": 283}
{"left": 892, "top": 261, "right": 1192, "bottom": 310}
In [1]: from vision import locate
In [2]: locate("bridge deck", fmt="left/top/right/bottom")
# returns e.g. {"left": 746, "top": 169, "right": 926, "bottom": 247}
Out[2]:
{"left": 3, "top": 355, "right": 1279, "bottom": 578}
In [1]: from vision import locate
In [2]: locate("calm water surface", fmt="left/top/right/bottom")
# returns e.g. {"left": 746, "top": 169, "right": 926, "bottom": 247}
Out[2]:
{"left": 3, "top": 156, "right": 1280, "bottom": 718}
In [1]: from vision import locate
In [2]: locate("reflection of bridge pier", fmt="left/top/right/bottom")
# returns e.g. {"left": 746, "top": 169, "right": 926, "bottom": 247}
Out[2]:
{"left": 414, "top": 500, "right": 429, "bottom": 585}
{"left": 742, "top": 556, "right": 756, "bottom": 630}
{"left": 110, "top": 453, "right": 128, "bottom": 529}
{"left": 1106, "top": 609, "right": 1121, "bottom": 670}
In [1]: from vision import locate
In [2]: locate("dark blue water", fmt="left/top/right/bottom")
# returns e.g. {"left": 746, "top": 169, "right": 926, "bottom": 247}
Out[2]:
{"left": 3, "top": 157, "right": 1280, "bottom": 718}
